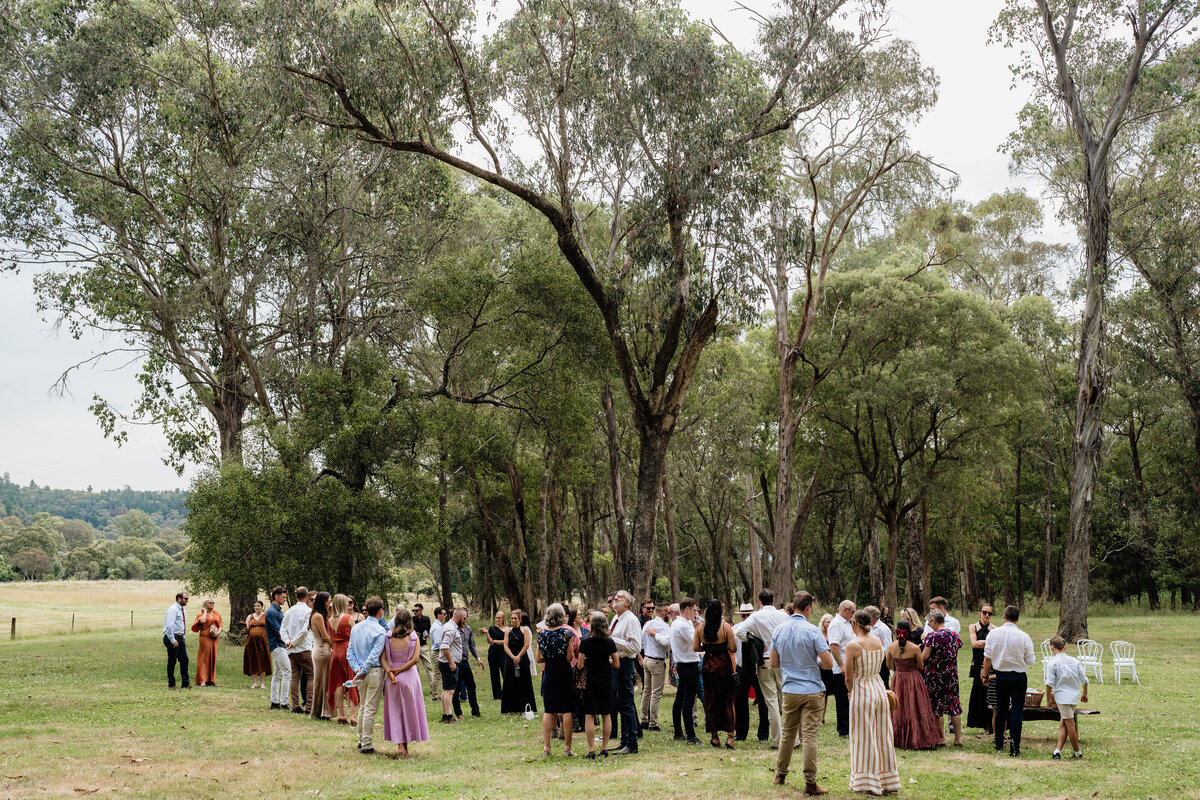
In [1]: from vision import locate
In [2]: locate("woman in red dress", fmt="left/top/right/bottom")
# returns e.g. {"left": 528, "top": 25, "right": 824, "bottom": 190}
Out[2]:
{"left": 327, "top": 593, "right": 359, "bottom": 724}
{"left": 191, "top": 599, "right": 222, "bottom": 687}
{"left": 886, "top": 619, "right": 940, "bottom": 749}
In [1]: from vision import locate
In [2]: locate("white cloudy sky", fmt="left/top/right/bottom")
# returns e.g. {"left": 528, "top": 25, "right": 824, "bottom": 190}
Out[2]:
{"left": 0, "top": 0, "right": 1069, "bottom": 492}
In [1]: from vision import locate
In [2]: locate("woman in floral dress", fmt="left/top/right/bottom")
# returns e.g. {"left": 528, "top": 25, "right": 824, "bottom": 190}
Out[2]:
{"left": 921, "top": 610, "right": 963, "bottom": 746}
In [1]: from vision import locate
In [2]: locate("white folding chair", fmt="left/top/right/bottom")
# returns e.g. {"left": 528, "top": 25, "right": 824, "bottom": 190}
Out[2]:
{"left": 1076, "top": 638, "right": 1104, "bottom": 684}
{"left": 1040, "top": 639, "right": 1054, "bottom": 684}
{"left": 1111, "top": 640, "right": 1140, "bottom": 685}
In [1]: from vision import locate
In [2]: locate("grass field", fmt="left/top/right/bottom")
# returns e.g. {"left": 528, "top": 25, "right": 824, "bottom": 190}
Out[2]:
{"left": 1, "top": 584, "right": 1198, "bottom": 799}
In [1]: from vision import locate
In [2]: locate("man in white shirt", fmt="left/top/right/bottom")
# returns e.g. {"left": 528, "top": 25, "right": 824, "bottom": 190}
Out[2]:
{"left": 162, "top": 590, "right": 190, "bottom": 689}
{"left": 981, "top": 604, "right": 1036, "bottom": 756}
{"left": 923, "top": 596, "right": 962, "bottom": 639}
{"left": 280, "top": 586, "right": 314, "bottom": 713}
{"left": 608, "top": 590, "right": 643, "bottom": 754}
{"left": 865, "top": 605, "right": 892, "bottom": 688}
{"left": 734, "top": 588, "right": 790, "bottom": 748}
{"left": 428, "top": 606, "right": 447, "bottom": 700}
{"left": 825, "top": 599, "right": 856, "bottom": 737}
{"left": 640, "top": 603, "right": 670, "bottom": 731}
{"left": 657, "top": 597, "right": 701, "bottom": 744}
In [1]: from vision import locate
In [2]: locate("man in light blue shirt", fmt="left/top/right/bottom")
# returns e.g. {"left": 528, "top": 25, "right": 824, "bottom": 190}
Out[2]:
{"left": 768, "top": 591, "right": 833, "bottom": 793}
{"left": 347, "top": 596, "right": 387, "bottom": 754}
{"left": 162, "top": 590, "right": 190, "bottom": 689}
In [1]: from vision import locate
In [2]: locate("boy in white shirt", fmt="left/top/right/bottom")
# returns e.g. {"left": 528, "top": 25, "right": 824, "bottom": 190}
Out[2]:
{"left": 1044, "top": 636, "right": 1089, "bottom": 759}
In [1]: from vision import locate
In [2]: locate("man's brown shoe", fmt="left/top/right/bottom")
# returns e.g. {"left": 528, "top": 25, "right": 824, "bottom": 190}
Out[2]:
{"left": 804, "top": 783, "right": 829, "bottom": 796}
{"left": 772, "top": 775, "right": 785, "bottom": 786}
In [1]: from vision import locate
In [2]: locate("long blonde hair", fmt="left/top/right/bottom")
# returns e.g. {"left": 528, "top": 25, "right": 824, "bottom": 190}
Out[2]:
{"left": 331, "top": 593, "right": 349, "bottom": 620}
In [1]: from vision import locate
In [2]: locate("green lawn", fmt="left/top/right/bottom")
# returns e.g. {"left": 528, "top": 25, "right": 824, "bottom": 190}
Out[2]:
{"left": 0, "top": 612, "right": 1197, "bottom": 799}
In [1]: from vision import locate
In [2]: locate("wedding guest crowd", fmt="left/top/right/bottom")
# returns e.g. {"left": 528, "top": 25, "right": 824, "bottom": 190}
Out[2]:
{"left": 161, "top": 584, "right": 1075, "bottom": 784}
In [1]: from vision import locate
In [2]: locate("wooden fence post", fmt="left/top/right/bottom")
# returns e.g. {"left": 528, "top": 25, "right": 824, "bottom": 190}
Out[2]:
{"left": 9, "top": 617, "right": 14, "bottom": 640}
{"left": 72, "top": 613, "right": 75, "bottom": 631}
{"left": 130, "top": 611, "right": 134, "bottom": 629}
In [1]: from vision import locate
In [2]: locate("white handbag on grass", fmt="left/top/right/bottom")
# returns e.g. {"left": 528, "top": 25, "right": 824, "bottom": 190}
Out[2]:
{"left": 523, "top": 704, "right": 537, "bottom": 721}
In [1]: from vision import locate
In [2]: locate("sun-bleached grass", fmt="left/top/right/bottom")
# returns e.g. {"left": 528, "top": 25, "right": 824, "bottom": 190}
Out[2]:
{"left": 1, "top": 604, "right": 1198, "bottom": 799}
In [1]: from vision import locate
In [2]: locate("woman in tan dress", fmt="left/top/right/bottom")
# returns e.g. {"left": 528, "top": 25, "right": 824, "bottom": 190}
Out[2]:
{"left": 845, "top": 609, "right": 900, "bottom": 795}
{"left": 191, "top": 599, "right": 222, "bottom": 687}
{"left": 243, "top": 600, "right": 271, "bottom": 688}
{"left": 309, "top": 591, "right": 333, "bottom": 720}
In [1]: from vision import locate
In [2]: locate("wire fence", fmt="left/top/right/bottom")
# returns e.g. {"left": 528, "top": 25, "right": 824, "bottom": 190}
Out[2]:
{"left": 4, "top": 609, "right": 162, "bottom": 640}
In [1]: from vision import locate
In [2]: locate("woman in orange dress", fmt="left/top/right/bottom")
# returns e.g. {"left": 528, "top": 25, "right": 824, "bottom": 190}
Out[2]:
{"left": 327, "top": 593, "right": 359, "bottom": 724}
{"left": 191, "top": 599, "right": 222, "bottom": 687}
{"left": 243, "top": 600, "right": 271, "bottom": 688}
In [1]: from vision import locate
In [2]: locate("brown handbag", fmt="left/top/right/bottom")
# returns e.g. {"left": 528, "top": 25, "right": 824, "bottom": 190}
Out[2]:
{"left": 886, "top": 689, "right": 899, "bottom": 712}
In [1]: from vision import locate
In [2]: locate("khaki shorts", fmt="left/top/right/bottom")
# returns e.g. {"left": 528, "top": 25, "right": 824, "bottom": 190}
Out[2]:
{"left": 1057, "top": 703, "right": 1077, "bottom": 720}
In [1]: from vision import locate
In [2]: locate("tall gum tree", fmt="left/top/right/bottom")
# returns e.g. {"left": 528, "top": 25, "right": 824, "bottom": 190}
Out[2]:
{"left": 272, "top": 0, "right": 887, "bottom": 601}
{"left": 993, "top": 0, "right": 1200, "bottom": 640}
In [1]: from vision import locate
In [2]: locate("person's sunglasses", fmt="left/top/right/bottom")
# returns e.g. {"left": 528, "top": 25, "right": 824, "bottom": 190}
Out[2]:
{"left": 981, "top": 611, "right": 992, "bottom": 616}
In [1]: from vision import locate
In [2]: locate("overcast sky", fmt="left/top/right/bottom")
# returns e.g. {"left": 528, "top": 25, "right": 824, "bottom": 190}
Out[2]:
{"left": 0, "top": 0, "right": 1070, "bottom": 492}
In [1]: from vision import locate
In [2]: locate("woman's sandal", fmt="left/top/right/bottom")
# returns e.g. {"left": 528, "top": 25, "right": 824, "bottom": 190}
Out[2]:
{"left": 542, "top": 746, "right": 552, "bottom": 757}
{"left": 710, "top": 735, "right": 721, "bottom": 748}
{"left": 584, "top": 751, "right": 596, "bottom": 760}
{"left": 563, "top": 747, "right": 575, "bottom": 757}
{"left": 724, "top": 737, "right": 735, "bottom": 750}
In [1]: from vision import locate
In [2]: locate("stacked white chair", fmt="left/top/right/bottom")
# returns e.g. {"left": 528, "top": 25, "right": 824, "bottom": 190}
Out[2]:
{"left": 1076, "top": 639, "right": 1104, "bottom": 684}
{"left": 1040, "top": 639, "right": 1054, "bottom": 683}
{"left": 1110, "top": 640, "right": 1140, "bottom": 685}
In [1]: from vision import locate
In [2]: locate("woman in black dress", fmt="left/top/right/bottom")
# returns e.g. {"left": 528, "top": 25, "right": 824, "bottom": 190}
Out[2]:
{"left": 536, "top": 603, "right": 577, "bottom": 756}
{"left": 694, "top": 599, "right": 737, "bottom": 749}
{"left": 500, "top": 609, "right": 536, "bottom": 715}
{"left": 578, "top": 611, "right": 618, "bottom": 759}
{"left": 486, "top": 611, "right": 507, "bottom": 701}
{"left": 967, "top": 604, "right": 995, "bottom": 732}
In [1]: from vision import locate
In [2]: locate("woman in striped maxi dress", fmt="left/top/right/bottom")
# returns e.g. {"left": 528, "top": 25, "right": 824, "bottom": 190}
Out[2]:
{"left": 844, "top": 609, "right": 900, "bottom": 796}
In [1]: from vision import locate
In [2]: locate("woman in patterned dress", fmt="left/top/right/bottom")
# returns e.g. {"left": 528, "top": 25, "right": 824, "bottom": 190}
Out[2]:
{"left": 922, "top": 610, "right": 963, "bottom": 746}
{"left": 845, "top": 609, "right": 900, "bottom": 795}
{"left": 693, "top": 599, "right": 737, "bottom": 749}
{"left": 536, "top": 603, "right": 577, "bottom": 756}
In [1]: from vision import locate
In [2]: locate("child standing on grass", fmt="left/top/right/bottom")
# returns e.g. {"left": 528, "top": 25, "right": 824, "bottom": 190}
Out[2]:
{"left": 1045, "top": 636, "right": 1089, "bottom": 760}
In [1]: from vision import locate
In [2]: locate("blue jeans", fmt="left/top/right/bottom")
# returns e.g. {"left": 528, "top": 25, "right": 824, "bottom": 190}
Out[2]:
{"left": 611, "top": 657, "right": 639, "bottom": 750}
{"left": 164, "top": 634, "right": 189, "bottom": 687}
{"left": 994, "top": 671, "right": 1027, "bottom": 749}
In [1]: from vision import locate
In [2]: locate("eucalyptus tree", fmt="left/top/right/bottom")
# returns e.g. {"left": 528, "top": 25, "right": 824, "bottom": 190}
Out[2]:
{"left": 744, "top": 39, "right": 941, "bottom": 595}
{"left": 815, "top": 263, "right": 1030, "bottom": 611}
{"left": 993, "top": 0, "right": 1200, "bottom": 639}
{"left": 271, "top": 0, "right": 888, "bottom": 602}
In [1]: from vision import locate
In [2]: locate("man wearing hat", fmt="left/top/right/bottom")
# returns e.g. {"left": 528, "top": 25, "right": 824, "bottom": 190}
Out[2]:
{"left": 734, "top": 588, "right": 790, "bottom": 748}
{"left": 639, "top": 602, "right": 671, "bottom": 731}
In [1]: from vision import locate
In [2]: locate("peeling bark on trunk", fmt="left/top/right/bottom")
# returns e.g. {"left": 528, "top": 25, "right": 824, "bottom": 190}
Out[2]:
{"left": 867, "top": 514, "right": 883, "bottom": 608}
{"left": 662, "top": 473, "right": 680, "bottom": 601}
{"left": 470, "top": 468, "right": 530, "bottom": 613}
{"left": 902, "top": 508, "right": 926, "bottom": 612}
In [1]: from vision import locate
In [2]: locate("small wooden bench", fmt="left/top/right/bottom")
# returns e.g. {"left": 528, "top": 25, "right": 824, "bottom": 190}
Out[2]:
{"left": 1016, "top": 707, "right": 1100, "bottom": 724}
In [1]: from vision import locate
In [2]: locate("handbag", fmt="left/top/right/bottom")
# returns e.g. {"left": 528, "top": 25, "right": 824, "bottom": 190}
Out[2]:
{"left": 209, "top": 625, "right": 221, "bottom": 639}
{"left": 886, "top": 689, "right": 899, "bottom": 712}
{"left": 523, "top": 704, "right": 537, "bottom": 721}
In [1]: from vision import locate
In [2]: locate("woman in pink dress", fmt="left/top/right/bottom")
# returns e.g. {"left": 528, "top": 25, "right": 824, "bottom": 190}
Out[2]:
{"left": 381, "top": 608, "right": 429, "bottom": 757}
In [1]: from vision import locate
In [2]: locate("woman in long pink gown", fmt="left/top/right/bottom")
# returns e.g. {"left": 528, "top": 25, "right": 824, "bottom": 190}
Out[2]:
{"left": 381, "top": 608, "right": 429, "bottom": 757}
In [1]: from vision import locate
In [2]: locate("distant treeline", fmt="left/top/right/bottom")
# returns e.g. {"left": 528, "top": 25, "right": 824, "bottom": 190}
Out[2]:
{"left": 0, "top": 474, "right": 187, "bottom": 529}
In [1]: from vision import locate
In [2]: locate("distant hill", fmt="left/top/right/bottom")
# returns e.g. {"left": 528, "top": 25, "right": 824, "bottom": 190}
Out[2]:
{"left": 0, "top": 474, "right": 187, "bottom": 529}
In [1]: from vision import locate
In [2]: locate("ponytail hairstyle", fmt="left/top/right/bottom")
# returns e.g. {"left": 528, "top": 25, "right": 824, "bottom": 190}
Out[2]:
{"left": 895, "top": 619, "right": 912, "bottom": 653}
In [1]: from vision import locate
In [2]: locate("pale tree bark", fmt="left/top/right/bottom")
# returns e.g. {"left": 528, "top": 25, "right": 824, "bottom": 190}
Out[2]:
{"left": 662, "top": 472, "right": 681, "bottom": 601}
{"left": 747, "top": 473, "right": 763, "bottom": 601}
{"left": 1032, "top": 0, "right": 1187, "bottom": 642}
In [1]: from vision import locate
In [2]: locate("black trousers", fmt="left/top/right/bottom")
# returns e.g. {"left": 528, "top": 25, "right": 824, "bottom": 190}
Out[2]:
{"left": 735, "top": 669, "right": 769, "bottom": 741}
{"left": 488, "top": 645, "right": 505, "bottom": 700}
{"left": 879, "top": 660, "right": 891, "bottom": 689}
{"left": 164, "top": 634, "right": 190, "bottom": 687}
{"left": 833, "top": 672, "right": 850, "bottom": 736}
{"left": 456, "top": 659, "right": 480, "bottom": 715}
{"left": 673, "top": 662, "right": 700, "bottom": 740}
{"left": 994, "top": 671, "right": 1028, "bottom": 749}
{"left": 611, "top": 657, "right": 639, "bottom": 750}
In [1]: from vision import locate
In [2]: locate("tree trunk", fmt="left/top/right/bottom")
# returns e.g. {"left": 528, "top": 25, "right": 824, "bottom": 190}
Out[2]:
{"left": 883, "top": 509, "right": 900, "bottom": 614}
{"left": 902, "top": 508, "right": 927, "bottom": 612}
{"left": 747, "top": 473, "right": 762, "bottom": 601}
{"left": 771, "top": 472, "right": 821, "bottom": 600}
{"left": 625, "top": 430, "right": 670, "bottom": 603}
{"left": 662, "top": 473, "right": 680, "bottom": 601}
{"left": 505, "top": 460, "right": 537, "bottom": 616}
{"left": 602, "top": 383, "right": 631, "bottom": 585}
{"left": 576, "top": 490, "right": 599, "bottom": 607}
{"left": 438, "top": 446, "right": 453, "bottom": 610}
{"left": 548, "top": 485, "right": 566, "bottom": 604}
{"left": 438, "top": 546, "right": 453, "bottom": 610}
{"left": 1015, "top": 420, "right": 1024, "bottom": 609}
{"left": 867, "top": 513, "right": 883, "bottom": 608}
{"left": 469, "top": 467, "right": 530, "bottom": 613}
{"left": 538, "top": 464, "right": 550, "bottom": 611}
{"left": 216, "top": 396, "right": 254, "bottom": 641}
{"left": 1060, "top": 155, "right": 1111, "bottom": 643}
{"left": 1124, "top": 414, "right": 1160, "bottom": 611}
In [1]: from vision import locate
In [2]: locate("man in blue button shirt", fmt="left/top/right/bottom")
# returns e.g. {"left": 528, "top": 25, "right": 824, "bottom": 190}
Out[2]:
{"left": 347, "top": 596, "right": 388, "bottom": 754}
{"left": 162, "top": 590, "right": 190, "bottom": 689}
{"left": 265, "top": 586, "right": 291, "bottom": 710}
{"left": 769, "top": 591, "right": 834, "bottom": 794}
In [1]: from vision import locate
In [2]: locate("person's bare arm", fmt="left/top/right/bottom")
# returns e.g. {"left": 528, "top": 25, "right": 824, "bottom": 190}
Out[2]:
{"left": 817, "top": 649, "right": 834, "bottom": 671}
{"left": 981, "top": 656, "right": 992, "bottom": 685}
{"left": 769, "top": 650, "right": 780, "bottom": 669}
{"left": 844, "top": 642, "right": 859, "bottom": 693}
{"left": 724, "top": 623, "right": 736, "bottom": 654}
{"left": 829, "top": 642, "right": 843, "bottom": 671}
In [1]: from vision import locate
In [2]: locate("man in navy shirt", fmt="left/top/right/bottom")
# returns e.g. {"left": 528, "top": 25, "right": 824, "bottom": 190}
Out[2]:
{"left": 265, "top": 586, "right": 291, "bottom": 710}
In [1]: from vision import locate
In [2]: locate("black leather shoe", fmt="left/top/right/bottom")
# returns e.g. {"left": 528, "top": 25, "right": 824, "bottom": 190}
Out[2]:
{"left": 360, "top": 747, "right": 376, "bottom": 755}
{"left": 292, "top": 706, "right": 305, "bottom": 714}
{"left": 270, "top": 702, "right": 280, "bottom": 709}
{"left": 279, "top": 705, "right": 291, "bottom": 712}
{"left": 686, "top": 737, "right": 701, "bottom": 746}
{"left": 1009, "top": 745, "right": 1021, "bottom": 757}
